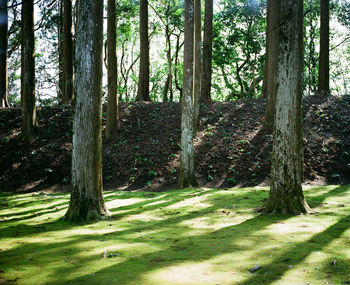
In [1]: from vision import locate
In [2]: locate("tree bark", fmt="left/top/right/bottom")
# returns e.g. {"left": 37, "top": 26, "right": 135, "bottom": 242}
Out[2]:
{"left": 201, "top": 0, "right": 213, "bottom": 102}
{"left": 105, "top": 0, "right": 118, "bottom": 141}
{"left": 63, "top": 0, "right": 74, "bottom": 105}
{"left": 0, "top": 0, "right": 9, "bottom": 107}
{"left": 21, "top": 0, "right": 36, "bottom": 142}
{"left": 65, "top": 0, "right": 109, "bottom": 222}
{"left": 179, "top": 0, "right": 198, "bottom": 188}
{"left": 193, "top": 0, "right": 201, "bottom": 131}
{"left": 136, "top": 0, "right": 150, "bottom": 101}
{"left": 58, "top": 1, "right": 64, "bottom": 102}
{"left": 263, "top": 0, "right": 279, "bottom": 130}
{"left": 318, "top": 0, "right": 330, "bottom": 94}
{"left": 262, "top": 0, "right": 311, "bottom": 215}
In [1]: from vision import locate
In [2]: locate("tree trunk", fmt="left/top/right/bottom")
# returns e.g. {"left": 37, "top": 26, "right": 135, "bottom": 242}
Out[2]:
{"left": 21, "top": 0, "right": 36, "bottom": 142}
{"left": 65, "top": 0, "right": 109, "bottom": 222}
{"left": 263, "top": 0, "right": 279, "bottom": 130}
{"left": 105, "top": 0, "right": 118, "bottom": 141}
{"left": 193, "top": 0, "right": 201, "bottom": 131}
{"left": 262, "top": 0, "right": 311, "bottom": 215}
{"left": 201, "top": 0, "right": 213, "bottom": 102}
{"left": 318, "top": 0, "right": 330, "bottom": 94}
{"left": 63, "top": 0, "right": 74, "bottom": 105}
{"left": 136, "top": 0, "right": 150, "bottom": 101}
{"left": 0, "top": 0, "right": 9, "bottom": 107}
{"left": 58, "top": 1, "right": 64, "bottom": 102}
{"left": 179, "top": 0, "right": 198, "bottom": 188}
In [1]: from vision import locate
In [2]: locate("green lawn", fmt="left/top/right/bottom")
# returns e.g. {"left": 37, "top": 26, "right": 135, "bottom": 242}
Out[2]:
{"left": 0, "top": 185, "right": 349, "bottom": 285}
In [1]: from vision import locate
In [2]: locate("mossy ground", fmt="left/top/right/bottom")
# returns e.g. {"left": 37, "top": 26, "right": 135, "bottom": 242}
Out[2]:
{"left": 0, "top": 185, "right": 349, "bottom": 284}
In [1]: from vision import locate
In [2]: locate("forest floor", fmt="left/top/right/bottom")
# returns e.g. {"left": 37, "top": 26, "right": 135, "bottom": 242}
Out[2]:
{"left": 0, "top": 185, "right": 349, "bottom": 284}
{"left": 0, "top": 94, "right": 349, "bottom": 193}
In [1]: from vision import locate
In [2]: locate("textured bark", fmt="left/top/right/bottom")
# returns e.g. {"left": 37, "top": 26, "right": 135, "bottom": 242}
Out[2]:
{"left": 0, "top": 0, "right": 9, "bottom": 107}
{"left": 193, "top": 0, "right": 201, "bottom": 131}
{"left": 136, "top": 0, "right": 150, "bottom": 101}
{"left": 200, "top": 0, "right": 213, "bottom": 102}
{"left": 263, "top": 0, "right": 311, "bottom": 215}
{"left": 179, "top": 0, "right": 198, "bottom": 188}
{"left": 318, "top": 0, "right": 330, "bottom": 94}
{"left": 263, "top": 0, "right": 279, "bottom": 130}
{"left": 65, "top": 0, "right": 109, "bottom": 222}
{"left": 106, "top": 0, "right": 118, "bottom": 141}
{"left": 21, "top": 0, "right": 36, "bottom": 141}
{"left": 63, "top": 0, "right": 74, "bottom": 105}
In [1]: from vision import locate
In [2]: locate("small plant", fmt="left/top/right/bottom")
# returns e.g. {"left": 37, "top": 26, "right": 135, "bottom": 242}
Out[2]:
{"left": 226, "top": 178, "right": 238, "bottom": 185}
{"left": 148, "top": 170, "right": 158, "bottom": 177}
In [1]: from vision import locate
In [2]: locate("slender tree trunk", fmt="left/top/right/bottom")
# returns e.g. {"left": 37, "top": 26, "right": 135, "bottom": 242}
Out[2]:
{"left": 262, "top": 0, "right": 311, "bottom": 215}
{"left": 106, "top": 0, "right": 118, "bottom": 141}
{"left": 21, "top": 0, "right": 36, "bottom": 141}
{"left": 63, "top": 0, "right": 74, "bottom": 105}
{"left": 58, "top": 1, "right": 64, "bottom": 102}
{"left": 179, "top": 0, "right": 198, "bottom": 188}
{"left": 0, "top": 0, "right": 9, "bottom": 107}
{"left": 201, "top": 0, "right": 213, "bottom": 102}
{"left": 136, "top": 0, "right": 150, "bottom": 101}
{"left": 318, "top": 0, "right": 330, "bottom": 94}
{"left": 193, "top": 0, "right": 201, "bottom": 131}
{"left": 263, "top": 0, "right": 280, "bottom": 130}
{"left": 65, "top": 0, "right": 109, "bottom": 222}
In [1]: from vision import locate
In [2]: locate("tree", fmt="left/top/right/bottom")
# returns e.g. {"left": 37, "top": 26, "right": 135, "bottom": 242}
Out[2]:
{"left": 65, "top": 0, "right": 109, "bottom": 222}
{"left": 0, "top": 0, "right": 9, "bottom": 107}
{"left": 136, "top": 0, "right": 150, "bottom": 101}
{"left": 179, "top": 0, "right": 198, "bottom": 188}
{"left": 201, "top": 0, "right": 213, "bottom": 102}
{"left": 106, "top": 0, "right": 118, "bottom": 141}
{"left": 21, "top": 0, "right": 36, "bottom": 141}
{"left": 193, "top": 0, "right": 201, "bottom": 130}
{"left": 261, "top": 0, "right": 312, "bottom": 214}
{"left": 62, "top": 0, "right": 74, "bottom": 105}
{"left": 263, "top": 0, "right": 279, "bottom": 130}
{"left": 318, "top": 0, "right": 330, "bottom": 94}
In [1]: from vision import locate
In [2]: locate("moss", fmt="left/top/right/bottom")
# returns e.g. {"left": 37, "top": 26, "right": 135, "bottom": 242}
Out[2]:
{"left": 0, "top": 185, "right": 349, "bottom": 284}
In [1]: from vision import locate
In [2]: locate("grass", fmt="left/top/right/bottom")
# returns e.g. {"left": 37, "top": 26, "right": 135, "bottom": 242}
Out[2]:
{"left": 0, "top": 185, "right": 349, "bottom": 285}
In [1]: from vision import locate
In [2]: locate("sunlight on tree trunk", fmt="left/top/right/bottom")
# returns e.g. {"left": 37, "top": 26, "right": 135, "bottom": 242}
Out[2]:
{"left": 179, "top": 0, "right": 198, "bottom": 188}
{"left": 262, "top": 0, "right": 312, "bottom": 215}
{"left": 65, "top": 0, "right": 109, "bottom": 222}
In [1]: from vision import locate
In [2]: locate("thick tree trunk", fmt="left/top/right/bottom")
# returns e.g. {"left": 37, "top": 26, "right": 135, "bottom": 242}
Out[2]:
{"left": 318, "top": 0, "right": 330, "bottom": 94}
{"left": 179, "top": 0, "right": 198, "bottom": 188}
{"left": 63, "top": 0, "right": 74, "bottom": 105}
{"left": 0, "top": 0, "right": 9, "bottom": 107}
{"left": 105, "top": 0, "right": 118, "bottom": 141}
{"left": 262, "top": 0, "right": 311, "bottom": 215}
{"left": 65, "top": 0, "right": 109, "bottom": 222}
{"left": 21, "top": 0, "right": 36, "bottom": 141}
{"left": 136, "top": 0, "right": 150, "bottom": 101}
{"left": 263, "top": 0, "right": 279, "bottom": 130}
{"left": 201, "top": 0, "right": 213, "bottom": 102}
{"left": 193, "top": 0, "right": 201, "bottom": 131}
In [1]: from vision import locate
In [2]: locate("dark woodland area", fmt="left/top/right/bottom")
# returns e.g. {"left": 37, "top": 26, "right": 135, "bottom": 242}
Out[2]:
{"left": 1, "top": 95, "right": 349, "bottom": 193}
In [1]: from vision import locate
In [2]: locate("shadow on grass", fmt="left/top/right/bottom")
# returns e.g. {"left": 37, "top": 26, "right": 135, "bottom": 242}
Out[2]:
{"left": 0, "top": 185, "right": 349, "bottom": 284}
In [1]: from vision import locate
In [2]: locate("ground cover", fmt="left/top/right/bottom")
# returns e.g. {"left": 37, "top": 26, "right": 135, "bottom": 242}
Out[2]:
{"left": 0, "top": 95, "right": 349, "bottom": 193}
{"left": 0, "top": 185, "right": 349, "bottom": 284}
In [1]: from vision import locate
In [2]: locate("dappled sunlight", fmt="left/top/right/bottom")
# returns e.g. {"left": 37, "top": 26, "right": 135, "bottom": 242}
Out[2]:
{"left": 0, "top": 185, "right": 349, "bottom": 284}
